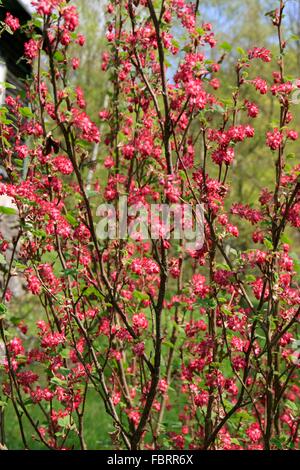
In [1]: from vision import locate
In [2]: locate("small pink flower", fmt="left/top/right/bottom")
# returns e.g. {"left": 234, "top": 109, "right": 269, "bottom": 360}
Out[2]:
{"left": 133, "top": 342, "right": 145, "bottom": 357}
{"left": 71, "top": 58, "right": 80, "bottom": 70}
{"left": 245, "top": 100, "right": 259, "bottom": 118}
{"left": 24, "top": 39, "right": 40, "bottom": 60}
{"left": 246, "top": 423, "right": 262, "bottom": 443}
{"left": 5, "top": 12, "right": 20, "bottom": 32}
{"left": 52, "top": 155, "right": 73, "bottom": 175}
{"left": 252, "top": 77, "right": 268, "bottom": 94}
{"left": 76, "top": 34, "right": 85, "bottom": 46}
{"left": 27, "top": 275, "right": 41, "bottom": 295}
{"left": 287, "top": 130, "right": 298, "bottom": 141}
{"left": 248, "top": 47, "right": 272, "bottom": 62}
{"left": 266, "top": 128, "right": 283, "bottom": 150}
{"left": 194, "top": 389, "right": 209, "bottom": 407}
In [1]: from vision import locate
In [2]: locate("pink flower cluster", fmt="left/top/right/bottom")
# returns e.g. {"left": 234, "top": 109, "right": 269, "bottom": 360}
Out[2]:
{"left": 248, "top": 47, "right": 272, "bottom": 62}
{"left": 5, "top": 12, "right": 20, "bottom": 32}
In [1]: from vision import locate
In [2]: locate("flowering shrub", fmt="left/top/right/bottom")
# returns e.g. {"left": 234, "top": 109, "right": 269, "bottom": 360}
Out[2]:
{"left": 0, "top": 0, "right": 299, "bottom": 450}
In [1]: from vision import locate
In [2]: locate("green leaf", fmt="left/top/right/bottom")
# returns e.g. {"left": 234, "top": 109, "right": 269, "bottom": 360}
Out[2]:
{"left": 23, "top": 398, "right": 34, "bottom": 406}
{"left": 171, "top": 39, "right": 180, "bottom": 49}
{"left": 219, "top": 41, "right": 232, "bottom": 53}
{"left": 33, "top": 18, "right": 43, "bottom": 29}
{"left": 19, "top": 107, "right": 34, "bottom": 119}
{"left": 263, "top": 238, "right": 274, "bottom": 250}
{"left": 30, "top": 228, "right": 47, "bottom": 238}
{"left": 133, "top": 290, "right": 149, "bottom": 301}
{"left": 0, "top": 253, "right": 6, "bottom": 265}
{"left": 236, "top": 409, "right": 253, "bottom": 421}
{"left": 270, "top": 437, "right": 283, "bottom": 449}
{"left": 286, "top": 399, "right": 299, "bottom": 413}
{"left": 60, "top": 348, "right": 71, "bottom": 359}
{"left": 289, "top": 34, "right": 300, "bottom": 42}
{"left": 195, "top": 27, "right": 205, "bottom": 36}
{"left": 237, "top": 47, "right": 246, "bottom": 56}
{"left": 50, "top": 377, "right": 65, "bottom": 387}
{"left": 0, "top": 303, "right": 7, "bottom": 316}
{"left": 265, "top": 9, "right": 276, "bottom": 17}
{"left": 280, "top": 233, "right": 292, "bottom": 244}
{"left": 14, "top": 261, "right": 27, "bottom": 270}
{"left": 9, "top": 316, "right": 21, "bottom": 326}
{"left": 231, "top": 438, "right": 241, "bottom": 445}
{"left": 84, "top": 286, "right": 103, "bottom": 299}
{"left": 221, "top": 306, "right": 233, "bottom": 316}
{"left": 53, "top": 51, "right": 65, "bottom": 62}
{"left": 0, "top": 206, "right": 17, "bottom": 215}
{"left": 15, "top": 159, "right": 24, "bottom": 167}
{"left": 62, "top": 268, "right": 78, "bottom": 278}
{"left": 179, "top": 170, "right": 187, "bottom": 181}
{"left": 0, "top": 81, "right": 16, "bottom": 90}
{"left": 58, "top": 416, "right": 70, "bottom": 428}
{"left": 65, "top": 213, "right": 78, "bottom": 226}
{"left": 163, "top": 341, "right": 175, "bottom": 350}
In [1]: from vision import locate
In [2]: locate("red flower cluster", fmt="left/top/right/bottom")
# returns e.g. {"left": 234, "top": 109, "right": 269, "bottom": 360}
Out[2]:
{"left": 4, "top": 12, "right": 20, "bottom": 32}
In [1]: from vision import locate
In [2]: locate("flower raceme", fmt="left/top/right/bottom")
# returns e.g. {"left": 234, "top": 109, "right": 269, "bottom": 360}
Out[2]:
{"left": 4, "top": 12, "right": 20, "bottom": 32}
{"left": 248, "top": 47, "right": 272, "bottom": 62}
{"left": 0, "top": 0, "right": 299, "bottom": 452}
{"left": 266, "top": 128, "right": 283, "bottom": 150}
